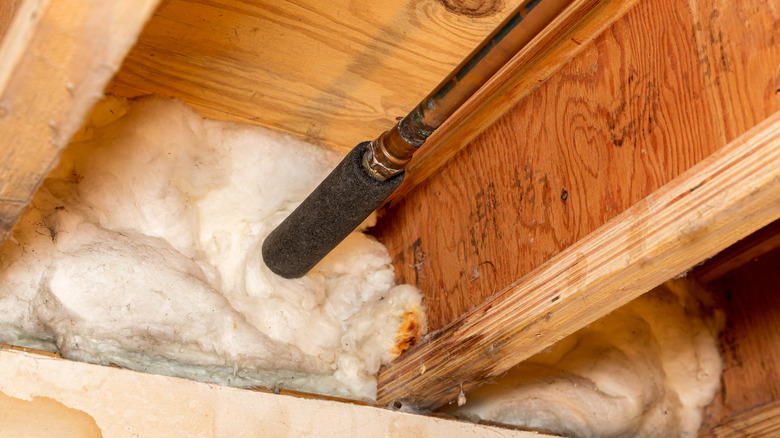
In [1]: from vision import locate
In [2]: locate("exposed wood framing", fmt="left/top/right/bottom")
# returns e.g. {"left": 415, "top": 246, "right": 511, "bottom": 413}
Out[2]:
{"left": 0, "top": 349, "right": 548, "bottom": 438}
{"left": 106, "top": 0, "right": 528, "bottom": 153}
{"left": 0, "top": 0, "right": 162, "bottom": 244}
{"left": 377, "top": 111, "right": 780, "bottom": 410}
{"left": 0, "top": 0, "right": 22, "bottom": 40}
{"left": 376, "top": 0, "right": 780, "bottom": 330}
{"left": 389, "top": 0, "right": 639, "bottom": 203}
{"left": 106, "top": 0, "right": 636, "bottom": 159}
{"left": 703, "top": 400, "right": 780, "bottom": 438}
{"left": 697, "top": 245, "right": 780, "bottom": 433}
{"left": 691, "top": 218, "right": 780, "bottom": 284}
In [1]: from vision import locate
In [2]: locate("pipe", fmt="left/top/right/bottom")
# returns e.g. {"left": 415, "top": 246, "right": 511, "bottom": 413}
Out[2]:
{"left": 262, "top": 0, "right": 574, "bottom": 278}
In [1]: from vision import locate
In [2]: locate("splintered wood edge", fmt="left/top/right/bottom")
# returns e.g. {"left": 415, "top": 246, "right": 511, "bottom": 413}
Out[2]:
{"left": 385, "top": 0, "right": 640, "bottom": 206}
{"left": 376, "top": 111, "right": 780, "bottom": 410}
{"left": 0, "top": 0, "right": 162, "bottom": 244}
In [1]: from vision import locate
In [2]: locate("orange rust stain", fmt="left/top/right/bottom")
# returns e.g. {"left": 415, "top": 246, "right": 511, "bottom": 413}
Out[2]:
{"left": 391, "top": 312, "right": 424, "bottom": 358}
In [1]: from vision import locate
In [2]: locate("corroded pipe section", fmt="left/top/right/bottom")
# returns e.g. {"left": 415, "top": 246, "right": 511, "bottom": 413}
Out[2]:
{"left": 363, "top": 123, "right": 418, "bottom": 180}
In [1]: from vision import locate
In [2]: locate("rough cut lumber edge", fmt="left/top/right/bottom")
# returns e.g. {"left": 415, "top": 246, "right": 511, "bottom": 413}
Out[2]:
{"left": 385, "top": 0, "right": 639, "bottom": 205}
{"left": 702, "top": 400, "right": 780, "bottom": 438}
{"left": 0, "top": 0, "right": 162, "bottom": 244}
{"left": 377, "top": 111, "right": 780, "bottom": 410}
{"left": 0, "top": 350, "right": 551, "bottom": 438}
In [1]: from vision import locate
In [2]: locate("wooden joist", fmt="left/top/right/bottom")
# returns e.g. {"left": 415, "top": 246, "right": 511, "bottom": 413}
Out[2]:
{"left": 376, "top": 0, "right": 780, "bottom": 331}
{"left": 703, "top": 400, "right": 780, "bottom": 438}
{"left": 0, "top": 349, "right": 549, "bottom": 438}
{"left": 0, "top": 0, "right": 162, "bottom": 243}
{"left": 106, "top": 0, "right": 637, "bottom": 167}
{"left": 0, "top": 0, "right": 639, "bottom": 245}
{"left": 691, "top": 218, "right": 780, "bottom": 284}
{"left": 106, "top": 0, "right": 528, "bottom": 154}
{"left": 376, "top": 110, "right": 780, "bottom": 410}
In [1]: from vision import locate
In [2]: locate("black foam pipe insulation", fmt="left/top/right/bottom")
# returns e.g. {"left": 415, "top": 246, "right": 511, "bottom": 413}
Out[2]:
{"left": 262, "top": 0, "right": 573, "bottom": 278}
{"left": 262, "top": 141, "right": 403, "bottom": 279}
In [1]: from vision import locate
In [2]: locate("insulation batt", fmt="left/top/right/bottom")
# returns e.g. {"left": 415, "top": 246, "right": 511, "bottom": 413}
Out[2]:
{"left": 443, "top": 282, "right": 723, "bottom": 437}
{"left": 0, "top": 97, "right": 427, "bottom": 400}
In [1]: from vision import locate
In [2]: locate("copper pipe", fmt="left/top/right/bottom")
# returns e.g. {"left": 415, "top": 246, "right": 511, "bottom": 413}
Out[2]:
{"left": 365, "top": 0, "right": 574, "bottom": 180}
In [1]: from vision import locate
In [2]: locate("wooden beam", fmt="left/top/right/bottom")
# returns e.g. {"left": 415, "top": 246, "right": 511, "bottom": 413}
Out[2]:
{"left": 691, "top": 218, "right": 780, "bottom": 284}
{"left": 377, "top": 110, "right": 780, "bottom": 410}
{"left": 106, "top": 0, "right": 530, "bottom": 154}
{"left": 375, "top": 0, "right": 780, "bottom": 331}
{"left": 106, "top": 0, "right": 636, "bottom": 157}
{"left": 0, "top": 349, "right": 549, "bottom": 438}
{"left": 0, "top": 0, "right": 162, "bottom": 244}
{"left": 703, "top": 400, "right": 780, "bottom": 438}
{"left": 388, "top": 0, "right": 639, "bottom": 203}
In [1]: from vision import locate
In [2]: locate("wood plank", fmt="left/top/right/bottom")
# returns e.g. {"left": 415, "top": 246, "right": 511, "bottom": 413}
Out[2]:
{"left": 374, "top": 0, "right": 780, "bottom": 330}
{"left": 106, "top": 0, "right": 528, "bottom": 153}
{"left": 0, "top": 349, "right": 549, "bottom": 438}
{"left": 691, "top": 218, "right": 780, "bottom": 284}
{"left": 0, "top": 0, "right": 162, "bottom": 244}
{"left": 387, "top": 0, "right": 640, "bottom": 204}
{"left": 0, "top": 0, "right": 22, "bottom": 41}
{"left": 376, "top": 110, "right": 780, "bottom": 410}
{"left": 703, "top": 400, "right": 780, "bottom": 438}
{"left": 698, "top": 246, "right": 780, "bottom": 433}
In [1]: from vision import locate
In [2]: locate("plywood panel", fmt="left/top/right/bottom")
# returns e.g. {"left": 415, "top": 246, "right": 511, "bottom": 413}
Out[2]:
{"left": 107, "top": 0, "right": 527, "bottom": 153}
{"left": 698, "top": 247, "right": 780, "bottom": 432}
{"left": 376, "top": 111, "right": 780, "bottom": 409}
{"left": 388, "top": 0, "right": 640, "bottom": 204}
{"left": 374, "top": 0, "right": 780, "bottom": 330}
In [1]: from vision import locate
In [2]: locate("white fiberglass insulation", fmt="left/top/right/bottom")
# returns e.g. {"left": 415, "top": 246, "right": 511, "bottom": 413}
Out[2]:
{"left": 445, "top": 282, "right": 723, "bottom": 437}
{"left": 0, "top": 97, "right": 426, "bottom": 400}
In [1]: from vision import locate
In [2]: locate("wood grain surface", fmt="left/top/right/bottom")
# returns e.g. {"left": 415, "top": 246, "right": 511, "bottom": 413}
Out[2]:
{"left": 374, "top": 0, "right": 780, "bottom": 330}
{"left": 388, "top": 0, "right": 639, "bottom": 204}
{"left": 106, "top": 0, "right": 527, "bottom": 153}
{"left": 703, "top": 400, "right": 780, "bottom": 438}
{"left": 692, "top": 218, "right": 780, "bottom": 284}
{"left": 697, "top": 246, "right": 780, "bottom": 434}
{"left": 0, "top": 0, "right": 22, "bottom": 40}
{"left": 376, "top": 109, "right": 780, "bottom": 410}
{"left": 0, "top": 0, "right": 162, "bottom": 244}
